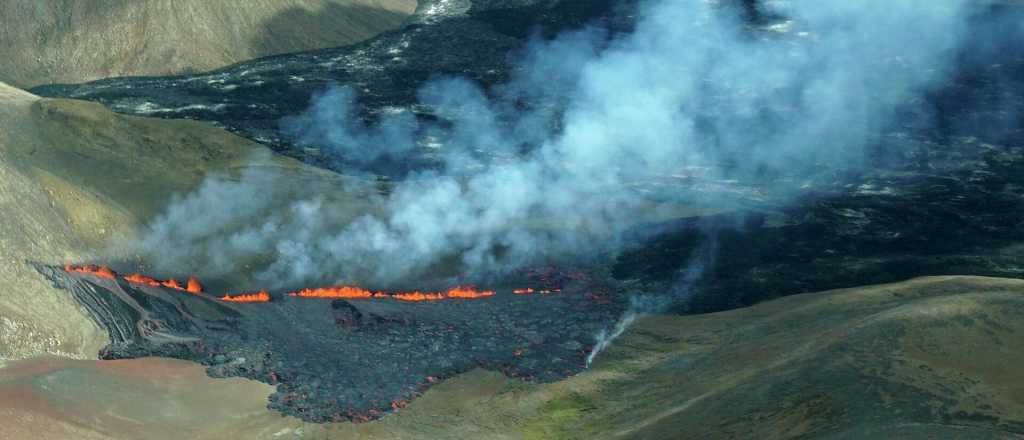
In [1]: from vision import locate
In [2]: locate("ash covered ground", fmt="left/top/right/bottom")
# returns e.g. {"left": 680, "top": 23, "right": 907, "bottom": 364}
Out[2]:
{"left": 35, "top": 263, "right": 625, "bottom": 422}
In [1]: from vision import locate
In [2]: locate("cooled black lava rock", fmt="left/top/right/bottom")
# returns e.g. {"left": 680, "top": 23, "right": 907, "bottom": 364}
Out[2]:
{"left": 608, "top": 6, "right": 1024, "bottom": 313}
{"left": 30, "top": 1, "right": 1024, "bottom": 317}
{"left": 331, "top": 299, "right": 366, "bottom": 328}
{"left": 35, "top": 263, "right": 625, "bottom": 423}
{"left": 613, "top": 137, "right": 1024, "bottom": 313}
{"left": 30, "top": 0, "right": 640, "bottom": 175}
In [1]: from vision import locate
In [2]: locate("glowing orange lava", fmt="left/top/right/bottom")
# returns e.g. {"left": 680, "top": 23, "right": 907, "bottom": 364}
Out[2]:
{"left": 122, "top": 273, "right": 204, "bottom": 295}
{"left": 64, "top": 264, "right": 117, "bottom": 280}
{"left": 392, "top": 291, "right": 446, "bottom": 301}
{"left": 124, "top": 273, "right": 162, "bottom": 287}
{"left": 288, "top": 285, "right": 495, "bottom": 302}
{"left": 445, "top": 286, "right": 496, "bottom": 299}
{"left": 161, "top": 278, "right": 184, "bottom": 290}
{"left": 221, "top": 290, "right": 271, "bottom": 303}
{"left": 288, "top": 286, "right": 384, "bottom": 299}
{"left": 513, "top": 287, "right": 561, "bottom": 295}
{"left": 65, "top": 263, "right": 516, "bottom": 306}
{"left": 186, "top": 276, "right": 203, "bottom": 294}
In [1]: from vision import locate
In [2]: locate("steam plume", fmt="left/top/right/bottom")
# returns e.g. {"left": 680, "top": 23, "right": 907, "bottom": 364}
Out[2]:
{"left": 128, "top": 0, "right": 979, "bottom": 289}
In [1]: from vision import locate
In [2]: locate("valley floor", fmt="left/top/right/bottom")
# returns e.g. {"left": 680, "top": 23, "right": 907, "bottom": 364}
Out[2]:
{"left": 1, "top": 276, "right": 1021, "bottom": 439}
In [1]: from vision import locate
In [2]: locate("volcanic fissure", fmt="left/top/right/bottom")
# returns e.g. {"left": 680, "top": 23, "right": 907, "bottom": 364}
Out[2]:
{"left": 40, "top": 262, "right": 626, "bottom": 422}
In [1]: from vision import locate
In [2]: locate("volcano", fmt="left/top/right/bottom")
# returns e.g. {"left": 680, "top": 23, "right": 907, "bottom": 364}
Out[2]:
{"left": 35, "top": 262, "right": 625, "bottom": 422}
{"left": 3, "top": 0, "right": 1024, "bottom": 437}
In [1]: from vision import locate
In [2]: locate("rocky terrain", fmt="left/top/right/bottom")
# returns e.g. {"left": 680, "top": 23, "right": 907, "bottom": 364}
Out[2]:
{"left": 35, "top": 262, "right": 626, "bottom": 422}
{"left": 1, "top": 276, "right": 1021, "bottom": 439}
{"left": 0, "top": 0, "right": 416, "bottom": 88}
{"left": 0, "top": 0, "right": 1021, "bottom": 438}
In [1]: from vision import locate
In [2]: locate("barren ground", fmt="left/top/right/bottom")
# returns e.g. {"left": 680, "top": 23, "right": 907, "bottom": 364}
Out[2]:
{"left": 0, "top": 0, "right": 416, "bottom": 88}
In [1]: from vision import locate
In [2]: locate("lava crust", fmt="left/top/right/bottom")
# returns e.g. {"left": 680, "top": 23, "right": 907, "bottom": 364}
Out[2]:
{"left": 34, "top": 263, "right": 625, "bottom": 422}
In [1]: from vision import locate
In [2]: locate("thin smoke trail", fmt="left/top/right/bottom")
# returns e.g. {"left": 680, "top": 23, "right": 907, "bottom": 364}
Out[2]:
{"left": 586, "top": 231, "right": 716, "bottom": 367}
{"left": 586, "top": 310, "right": 636, "bottom": 367}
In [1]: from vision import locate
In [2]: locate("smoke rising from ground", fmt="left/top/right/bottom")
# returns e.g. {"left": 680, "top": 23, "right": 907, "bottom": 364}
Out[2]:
{"left": 128, "top": 0, "right": 978, "bottom": 289}
{"left": 587, "top": 226, "right": 716, "bottom": 365}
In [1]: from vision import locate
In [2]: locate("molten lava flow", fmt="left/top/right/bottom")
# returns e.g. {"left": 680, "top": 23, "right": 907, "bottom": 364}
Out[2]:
{"left": 65, "top": 262, "right": 502, "bottom": 306}
{"left": 288, "top": 286, "right": 383, "bottom": 299}
{"left": 65, "top": 264, "right": 206, "bottom": 296}
{"left": 122, "top": 273, "right": 204, "bottom": 295}
{"left": 392, "top": 291, "right": 446, "bottom": 301}
{"left": 64, "top": 264, "right": 117, "bottom": 280}
{"left": 124, "top": 273, "right": 162, "bottom": 287}
{"left": 221, "top": 290, "right": 271, "bottom": 303}
{"left": 288, "top": 285, "right": 495, "bottom": 302}
{"left": 513, "top": 287, "right": 561, "bottom": 295}
{"left": 444, "top": 286, "right": 496, "bottom": 299}
{"left": 186, "top": 276, "right": 203, "bottom": 294}
{"left": 161, "top": 278, "right": 184, "bottom": 290}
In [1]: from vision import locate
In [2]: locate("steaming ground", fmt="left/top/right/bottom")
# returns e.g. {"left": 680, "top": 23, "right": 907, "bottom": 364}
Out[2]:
{"left": 3, "top": 277, "right": 1022, "bottom": 439}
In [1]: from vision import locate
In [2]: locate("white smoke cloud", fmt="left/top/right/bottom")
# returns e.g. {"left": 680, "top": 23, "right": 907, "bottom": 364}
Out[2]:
{"left": 280, "top": 86, "right": 419, "bottom": 165}
{"left": 586, "top": 309, "right": 636, "bottom": 367}
{"left": 127, "top": 0, "right": 979, "bottom": 289}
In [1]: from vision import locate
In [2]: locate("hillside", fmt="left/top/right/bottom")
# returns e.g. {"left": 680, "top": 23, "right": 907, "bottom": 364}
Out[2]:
{"left": 1, "top": 276, "right": 1021, "bottom": 439}
{"left": 0, "top": 0, "right": 416, "bottom": 88}
{"left": 0, "top": 81, "right": 354, "bottom": 360}
{"left": 0, "top": 0, "right": 1022, "bottom": 433}
{"left": 0, "top": 80, "right": 1021, "bottom": 437}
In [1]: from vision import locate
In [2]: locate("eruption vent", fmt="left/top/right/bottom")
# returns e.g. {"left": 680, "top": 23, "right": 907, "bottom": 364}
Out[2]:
{"left": 289, "top": 286, "right": 383, "bottom": 299}
{"left": 514, "top": 288, "right": 561, "bottom": 294}
{"left": 445, "top": 286, "right": 497, "bottom": 299}
{"left": 161, "top": 278, "right": 184, "bottom": 290}
{"left": 221, "top": 291, "right": 271, "bottom": 303}
{"left": 64, "top": 264, "right": 117, "bottom": 280}
{"left": 186, "top": 276, "right": 203, "bottom": 294}
{"left": 65, "top": 264, "right": 511, "bottom": 305}
{"left": 123, "top": 272, "right": 203, "bottom": 295}
{"left": 288, "top": 285, "right": 496, "bottom": 301}
{"left": 124, "top": 273, "right": 161, "bottom": 287}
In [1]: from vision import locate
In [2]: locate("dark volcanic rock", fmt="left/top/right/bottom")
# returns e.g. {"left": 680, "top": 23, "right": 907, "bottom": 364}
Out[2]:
{"left": 613, "top": 137, "right": 1024, "bottom": 313}
{"left": 609, "top": 3, "right": 1024, "bottom": 313}
{"left": 30, "top": 0, "right": 639, "bottom": 175}
{"left": 34, "top": 263, "right": 625, "bottom": 423}
{"left": 30, "top": 2, "right": 1024, "bottom": 316}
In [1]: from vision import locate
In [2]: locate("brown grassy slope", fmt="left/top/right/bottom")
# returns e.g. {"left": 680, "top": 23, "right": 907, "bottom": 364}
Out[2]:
{"left": 1, "top": 276, "right": 1021, "bottom": 439}
{"left": 542, "top": 276, "right": 1024, "bottom": 440}
{"left": 0, "top": 357, "right": 275, "bottom": 440}
{"left": 0, "top": 81, "right": 354, "bottom": 360}
{"left": 0, "top": 0, "right": 416, "bottom": 88}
